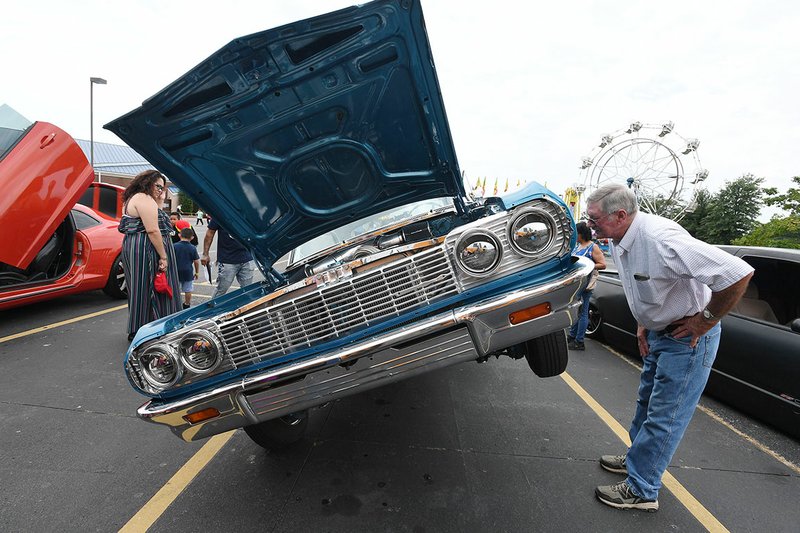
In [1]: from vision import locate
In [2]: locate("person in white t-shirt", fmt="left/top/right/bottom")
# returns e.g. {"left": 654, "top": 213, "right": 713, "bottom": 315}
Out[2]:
{"left": 585, "top": 183, "right": 753, "bottom": 512}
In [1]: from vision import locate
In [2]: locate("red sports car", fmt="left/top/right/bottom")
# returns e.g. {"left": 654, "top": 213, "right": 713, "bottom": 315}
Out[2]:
{"left": 0, "top": 121, "right": 126, "bottom": 310}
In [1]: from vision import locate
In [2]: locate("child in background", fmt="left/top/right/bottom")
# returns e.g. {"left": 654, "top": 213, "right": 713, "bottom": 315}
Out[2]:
{"left": 174, "top": 227, "right": 200, "bottom": 309}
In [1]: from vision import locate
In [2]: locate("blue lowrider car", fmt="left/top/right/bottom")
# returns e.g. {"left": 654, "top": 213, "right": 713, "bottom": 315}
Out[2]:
{"left": 106, "top": 0, "right": 592, "bottom": 449}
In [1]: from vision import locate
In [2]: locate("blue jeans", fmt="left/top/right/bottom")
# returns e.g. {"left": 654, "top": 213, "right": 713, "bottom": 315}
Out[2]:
{"left": 569, "top": 289, "right": 592, "bottom": 342}
{"left": 625, "top": 323, "right": 721, "bottom": 500}
{"left": 213, "top": 261, "right": 254, "bottom": 298}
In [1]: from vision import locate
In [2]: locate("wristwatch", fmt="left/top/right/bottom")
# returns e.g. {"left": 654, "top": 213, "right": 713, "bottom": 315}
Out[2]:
{"left": 702, "top": 307, "right": 719, "bottom": 321}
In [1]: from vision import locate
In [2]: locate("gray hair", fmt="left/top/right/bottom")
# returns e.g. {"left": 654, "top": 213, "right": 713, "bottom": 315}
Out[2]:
{"left": 586, "top": 183, "right": 639, "bottom": 215}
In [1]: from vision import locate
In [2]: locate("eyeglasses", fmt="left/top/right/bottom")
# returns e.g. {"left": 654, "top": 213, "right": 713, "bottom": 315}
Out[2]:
{"left": 155, "top": 184, "right": 164, "bottom": 192}
{"left": 585, "top": 212, "right": 615, "bottom": 226}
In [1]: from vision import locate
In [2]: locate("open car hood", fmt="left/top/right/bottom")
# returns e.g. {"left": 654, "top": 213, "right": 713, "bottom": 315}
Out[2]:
{"left": 0, "top": 122, "right": 94, "bottom": 269}
{"left": 106, "top": 0, "right": 463, "bottom": 270}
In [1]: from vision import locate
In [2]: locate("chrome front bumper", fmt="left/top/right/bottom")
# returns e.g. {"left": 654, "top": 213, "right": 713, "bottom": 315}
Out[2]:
{"left": 138, "top": 258, "right": 593, "bottom": 442}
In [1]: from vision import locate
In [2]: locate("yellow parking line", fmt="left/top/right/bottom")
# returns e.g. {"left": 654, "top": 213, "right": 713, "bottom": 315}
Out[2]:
{"left": 119, "top": 431, "right": 235, "bottom": 533}
{"left": 560, "top": 371, "right": 729, "bottom": 532}
{"left": 0, "top": 294, "right": 214, "bottom": 345}
{"left": 0, "top": 304, "right": 128, "bottom": 344}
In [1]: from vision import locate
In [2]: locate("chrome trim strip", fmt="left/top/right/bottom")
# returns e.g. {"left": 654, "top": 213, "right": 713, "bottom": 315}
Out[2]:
{"left": 245, "top": 328, "right": 478, "bottom": 420}
{"left": 137, "top": 258, "right": 593, "bottom": 427}
{"left": 1, "top": 284, "right": 78, "bottom": 303}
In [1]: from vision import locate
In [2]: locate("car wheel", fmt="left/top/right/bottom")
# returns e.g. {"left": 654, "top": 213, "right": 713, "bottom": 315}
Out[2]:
{"left": 243, "top": 411, "right": 309, "bottom": 450}
{"left": 524, "top": 331, "right": 568, "bottom": 377}
{"left": 585, "top": 303, "right": 603, "bottom": 340}
{"left": 103, "top": 255, "right": 127, "bottom": 299}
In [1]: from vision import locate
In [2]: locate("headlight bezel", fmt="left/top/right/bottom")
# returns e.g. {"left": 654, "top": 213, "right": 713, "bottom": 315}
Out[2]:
{"left": 453, "top": 228, "right": 503, "bottom": 277}
{"left": 178, "top": 330, "right": 223, "bottom": 374}
{"left": 138, "top": 343, "right": 182, "bottom": 391}
{"left": 506, "top": 206, "right": 558, "bottom": 258}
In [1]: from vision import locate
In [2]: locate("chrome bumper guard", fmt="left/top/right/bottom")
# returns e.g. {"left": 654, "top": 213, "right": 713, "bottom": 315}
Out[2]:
{"left": 137, "top": 259, "right": 593, "bottom": 442}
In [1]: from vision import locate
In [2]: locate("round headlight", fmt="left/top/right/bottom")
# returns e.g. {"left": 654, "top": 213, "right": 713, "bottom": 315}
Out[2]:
{"left": 139, "top": 345, "right": 181, "bottom": 390}
{"left": 454, "top": 230, "right": 502, "bottom": 276}
{"left": 178, "top": 331, "right": 222, "bottom": 373}
{"left": 508, "top": 208, "right": 556, "bottom": 257}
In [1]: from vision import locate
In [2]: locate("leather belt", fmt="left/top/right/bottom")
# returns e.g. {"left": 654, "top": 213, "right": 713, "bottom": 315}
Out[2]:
{"left": 656, "top": 315, "right": 694, "bottom": 336}
{"left": 656, "top": 323, "right": 680, "bottom": 336}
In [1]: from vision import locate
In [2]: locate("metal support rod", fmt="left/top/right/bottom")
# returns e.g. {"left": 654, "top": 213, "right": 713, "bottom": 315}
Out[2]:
{"left": 89, "top": 77, "right": 107, "bottom": 173}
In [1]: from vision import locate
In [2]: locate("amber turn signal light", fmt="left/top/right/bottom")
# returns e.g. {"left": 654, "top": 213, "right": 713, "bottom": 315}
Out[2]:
{"left": 183, "top": 407, "right": 220, "bottom": 424}
{"left": 509, "top": 302, "right": 551, "bottom": 325}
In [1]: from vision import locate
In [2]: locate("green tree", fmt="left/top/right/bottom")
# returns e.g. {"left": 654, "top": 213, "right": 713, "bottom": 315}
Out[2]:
{"left": 733, "top": 215, "right": 800, "bottom": 249}
{"left": 177, "top": 191, "right": 198, "bottom": 214}
{"left": 641, "top": 194, "right": 686, "bottom": 222}
{"left": 701, "top": 174, "right": 764, "bottom": 244}
{"left": 763, "top": 175, "right": 800, "bottom": 216}
{"left": 678, "top": 188, "right": 713, "bottom": 240}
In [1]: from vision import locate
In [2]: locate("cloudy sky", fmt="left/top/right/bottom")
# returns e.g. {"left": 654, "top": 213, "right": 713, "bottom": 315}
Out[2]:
{"left": 3, "top": 0, "right": 798, "bottom": 213}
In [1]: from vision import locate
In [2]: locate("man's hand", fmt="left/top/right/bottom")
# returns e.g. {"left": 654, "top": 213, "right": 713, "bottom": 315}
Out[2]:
{"left": 202, "top": 229, "right": 216, "bottom": 267}
{"left": 636, "top": 325, "right": 649, "bottom": 357}
{"left": 666, "top": 314, "right": 716, "bottom": 347}
{"left": 668, "top": 272, "right": 752, "bottom": 346}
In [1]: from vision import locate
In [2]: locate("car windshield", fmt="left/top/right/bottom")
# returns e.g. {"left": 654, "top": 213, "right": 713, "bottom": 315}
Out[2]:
{"left": 290, "top": 197, "right": 453, "bottom": 265}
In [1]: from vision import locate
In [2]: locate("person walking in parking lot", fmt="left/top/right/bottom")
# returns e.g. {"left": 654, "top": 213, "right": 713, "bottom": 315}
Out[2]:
{"left": 201, "top": 218, "right": 254, "bottom": 297}
{"left": 174, "top": 228, "right": 201, "bottom": 309}
{"left": 567, "top": 221, "right": 606, "bottom": 350}
{"left": 585, "top": 183, "right": 753, "bottom": 512}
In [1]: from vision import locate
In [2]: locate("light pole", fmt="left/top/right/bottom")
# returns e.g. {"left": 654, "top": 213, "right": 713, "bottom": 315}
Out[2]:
{"left": 89, "top": 77, "right": 107, "bottom": 172}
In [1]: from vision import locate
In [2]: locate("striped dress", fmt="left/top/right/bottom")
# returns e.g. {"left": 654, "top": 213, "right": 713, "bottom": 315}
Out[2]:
{"left": 118, "top": 209, "right": 182, "bottom": 336}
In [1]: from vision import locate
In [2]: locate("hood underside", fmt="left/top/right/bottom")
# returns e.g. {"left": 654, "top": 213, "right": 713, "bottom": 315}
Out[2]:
{"left": 105, "top": 0, "right": 462, "bottom": 269}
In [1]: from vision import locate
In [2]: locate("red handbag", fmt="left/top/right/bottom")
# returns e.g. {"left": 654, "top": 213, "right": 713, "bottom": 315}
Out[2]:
{"left": 154, "top": 271, "right": 173, "bottom": 298}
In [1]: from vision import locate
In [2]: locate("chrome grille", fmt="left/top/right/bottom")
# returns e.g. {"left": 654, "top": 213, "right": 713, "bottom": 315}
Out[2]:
{"left": 218, "top": 247, "right": 459, "bottom": 368}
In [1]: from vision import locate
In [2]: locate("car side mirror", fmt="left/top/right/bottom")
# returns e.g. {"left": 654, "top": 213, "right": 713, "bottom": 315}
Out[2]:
{"left": 790, "top": 318, "right": 800, "bottom": 333}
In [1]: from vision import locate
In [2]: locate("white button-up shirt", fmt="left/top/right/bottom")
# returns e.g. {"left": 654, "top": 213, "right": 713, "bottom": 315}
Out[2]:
{"left": 610, "top": 212, "right": 754, "bottom": 331}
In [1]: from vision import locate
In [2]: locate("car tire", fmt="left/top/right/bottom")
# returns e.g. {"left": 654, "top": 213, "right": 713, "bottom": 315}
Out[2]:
{"left": 585, "top": 303, "right": 603, "bottom": 340}
{"left": 243, "top": 411, "right": 309, "bottom": 450}
{"left": 103, "top": 255, "right": 127, "bottom": 299}
{"left": 524, "top": 331, "right": 568, "bottom": 377}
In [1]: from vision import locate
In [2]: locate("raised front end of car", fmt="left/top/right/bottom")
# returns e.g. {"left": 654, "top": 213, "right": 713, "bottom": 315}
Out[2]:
{"left": 125, "top": 193, "right": 591, "bottom": 447}
{"left": 106, "top": 0, "right": 592, "bottom": 449}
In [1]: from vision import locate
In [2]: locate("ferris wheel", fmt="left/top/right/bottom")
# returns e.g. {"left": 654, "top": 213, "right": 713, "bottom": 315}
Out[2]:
{"left": 579, "top": 121, "right": 707, "bottom": 221}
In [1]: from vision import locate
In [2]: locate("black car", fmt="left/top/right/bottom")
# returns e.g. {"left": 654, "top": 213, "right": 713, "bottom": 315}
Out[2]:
{"left": 587, "top": 245, "right": 800, "bottom": 440}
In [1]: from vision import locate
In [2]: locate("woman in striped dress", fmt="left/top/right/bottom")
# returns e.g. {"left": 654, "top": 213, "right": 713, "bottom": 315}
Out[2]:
{"left": 119, "top": 170, "right": 181, "bottom": 341}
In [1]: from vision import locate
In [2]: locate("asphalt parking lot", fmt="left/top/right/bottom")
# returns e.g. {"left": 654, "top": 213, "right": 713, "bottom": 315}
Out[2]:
{"left": 1, "top": 236, "right": 798, "bottom": 532}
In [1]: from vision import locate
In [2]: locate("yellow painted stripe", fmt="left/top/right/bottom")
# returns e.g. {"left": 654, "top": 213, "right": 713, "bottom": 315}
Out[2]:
{"left": 560, "top": 371, "right": 729, "bottom": 532}
{"left": 0, "top": 293, "right": 214, "bottom": 345}
{"left": 119, "top": 431, "right": 234, "bottom": 533}
{"left": 0, "top": 304, "right": 128, "bottom": 344}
